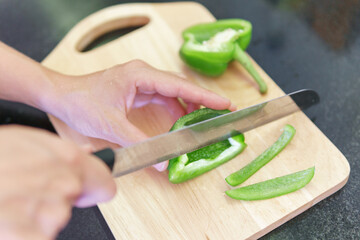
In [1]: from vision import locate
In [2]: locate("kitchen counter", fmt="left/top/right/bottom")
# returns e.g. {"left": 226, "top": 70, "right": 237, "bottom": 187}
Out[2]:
{"left": 0, "top": 0, "right": 359, "bottom": 239}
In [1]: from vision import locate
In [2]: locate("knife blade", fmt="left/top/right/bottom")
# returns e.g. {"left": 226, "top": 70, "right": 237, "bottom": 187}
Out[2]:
{"left": 94, "top": 89, "right": 319, "bottom": 178}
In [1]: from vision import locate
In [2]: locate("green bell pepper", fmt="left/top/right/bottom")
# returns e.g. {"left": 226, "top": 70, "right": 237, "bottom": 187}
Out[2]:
{"left": 225, "top": 166, "right": 315, "bottom": 200}
{"left": 168, "top": 108, "right": 247, "bottom": 184}
{"left": 180, "top": 19, "right": 267, "bottom": 94}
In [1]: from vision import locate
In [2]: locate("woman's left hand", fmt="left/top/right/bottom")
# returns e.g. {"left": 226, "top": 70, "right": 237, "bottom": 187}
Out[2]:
{"left": 45, "top": 60, "right": 236, "bottom": 171}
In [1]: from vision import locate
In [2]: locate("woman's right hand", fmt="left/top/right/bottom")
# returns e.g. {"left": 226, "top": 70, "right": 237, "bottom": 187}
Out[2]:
{"left": 0, "top": 125, "right": 116, "bottom": 240}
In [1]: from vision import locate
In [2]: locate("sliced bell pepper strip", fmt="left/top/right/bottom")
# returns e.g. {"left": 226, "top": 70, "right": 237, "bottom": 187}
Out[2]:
{"left": 168, "top": 108, "right": 247, "bottom": 184}
{"left": 225, "top": 124, "right": 296, "bottom": 186}
{"left": 225, "top": 166, "right": 315, "bottom": 200}
{"left": 180, "top": 19, "right": 267, "bottom": 94}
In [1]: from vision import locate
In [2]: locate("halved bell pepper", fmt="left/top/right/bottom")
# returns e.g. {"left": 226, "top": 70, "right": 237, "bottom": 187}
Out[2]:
{"left": 180, "top": 19, "right": 267, "bottom": 94}
{"left": 168, "top": 108, "right": 247, "bottom": 184}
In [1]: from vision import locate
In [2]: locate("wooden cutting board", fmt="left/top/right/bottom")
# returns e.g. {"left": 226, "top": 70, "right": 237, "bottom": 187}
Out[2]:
{"left": 42, "top": 2, "right": 350, "bottom": 239}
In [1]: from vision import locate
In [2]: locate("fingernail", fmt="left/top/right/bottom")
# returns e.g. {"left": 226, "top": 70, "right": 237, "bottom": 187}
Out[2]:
{"left": 172, "top": 71, "right": 187, "bottom": 79}
{"left": 230, "top": 103, "right": 237, "bottom": 111}
{"left": 153, "top": 162, "right": 168, "bottom": 172}
{"left": 81, "top": 144, "right": 94, "bottom": 152}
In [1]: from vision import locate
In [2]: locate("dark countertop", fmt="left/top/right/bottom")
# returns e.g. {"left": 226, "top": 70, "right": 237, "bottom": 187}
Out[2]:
{"left": 0, "top": 0, "right": 359, "bottom": 239}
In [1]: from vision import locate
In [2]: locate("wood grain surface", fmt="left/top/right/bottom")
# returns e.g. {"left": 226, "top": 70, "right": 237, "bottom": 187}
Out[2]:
{"left": 41, "top": 2, "right": 350, "bottom": 239}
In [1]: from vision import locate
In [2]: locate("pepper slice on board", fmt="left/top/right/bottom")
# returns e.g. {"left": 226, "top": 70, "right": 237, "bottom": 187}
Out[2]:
{"left": 180, "top": 19, "right": 267, "bottom": 93}
{"left": 225, "top": 167, "right": 315, "bottom": 200}
{"left": 168, "top": 108, "right": 247, "bottom": 184}
{"left": 225, "top": 124, "right": 296, "bottom": 186}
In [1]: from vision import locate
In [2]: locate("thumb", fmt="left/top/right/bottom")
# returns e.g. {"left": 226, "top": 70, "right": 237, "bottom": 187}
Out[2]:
{"left": 111, "top": 117, "right": 169, "bottom": 171}
{"left": 80, "top": 144, "right": 95, "bottom": 153}
{"left": 151, "top": 94, "right": 186, "bottom": 121}
{"left": 153, "top": 161, "right": 169, "bottom": 172}
{"left": 74, "top": 154, "right": 116, "bottom": 208}
{"left": 102, "top": 114, "right": 171, "bottom": 172}
{"left": 105, "top": 115, "right": 149, "bottom": 147}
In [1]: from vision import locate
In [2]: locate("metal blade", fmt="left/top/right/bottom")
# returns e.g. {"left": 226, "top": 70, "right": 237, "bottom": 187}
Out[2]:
{"left": 111, "top": 89, "right": 319, "bottom": 177}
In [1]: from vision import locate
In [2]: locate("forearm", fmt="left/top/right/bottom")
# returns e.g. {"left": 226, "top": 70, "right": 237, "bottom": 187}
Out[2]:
{"left": 0, "top": 41, "right": 60, "bottom": 111}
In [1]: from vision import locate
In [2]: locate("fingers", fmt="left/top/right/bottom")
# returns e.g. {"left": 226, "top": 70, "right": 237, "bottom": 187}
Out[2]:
{"left": 148, "top": 95, "right": 184, "bottom": 172}
{"left": 136, "top": 69, "right": 235, "bottom": 111}
{"left": 104, "top": 114, "right": 149, "bottom": 147}
{"left": 0, "top": 193, "right": 72, "bottom": 240}
{"left": 97, "top": 111, "right": 170, "bottom": 172}
{"left": 151, "top": 94, "right": 186, "bottom": 121}
{"left": 80, "top": 144, "right": 95, "bottom": 153}
{"left": 35, "top": 197, "right": 72, "bottom": 238}
{"left": 185, "top": 102, "right": 200, "bottom": 114}
{"left": 74, "top": 154, "right": 116, "bottom": 208}
{"left": 131, "top": 93, "right": 154, "bottom": 109}
{"left": 0, "top": 226, "right": 47, "bottom": 240}
{"left": 153, "top": 161, "right": 169, "bottom": 172}
{"left": 0, "top": 126, "right": 117, "bottom": 240}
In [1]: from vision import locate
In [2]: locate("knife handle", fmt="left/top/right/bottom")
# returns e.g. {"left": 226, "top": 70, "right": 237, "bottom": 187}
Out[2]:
{"left": 93, "top": 148, "right": 115, "bottom": 170}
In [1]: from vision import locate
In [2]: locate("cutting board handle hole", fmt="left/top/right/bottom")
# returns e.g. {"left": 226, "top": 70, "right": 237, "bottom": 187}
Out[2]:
{"left": 77, "top": 16, "right": 150, "bottom": 52}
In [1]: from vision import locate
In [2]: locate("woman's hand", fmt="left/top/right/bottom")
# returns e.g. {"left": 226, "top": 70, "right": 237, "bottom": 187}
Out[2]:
{"left": 0, "top": 126, "right": 116, "bottom": 240}
{"left": 45, "top": 60, "right": 236, "bottom": 171}
{"left": 0, "top": 43, "right": 235, "bottom": 172}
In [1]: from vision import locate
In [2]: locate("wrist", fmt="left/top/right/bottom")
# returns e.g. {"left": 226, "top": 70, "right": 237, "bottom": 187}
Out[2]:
{"left": 0, "top": 64, "right": 57, "bottom": 111}
{"left": 39, "top": 71, "right": 96, "bottom": 128}
{"left": 20, "top": 66, "right": 65, "bottom": 114}
{"left": 0, "top": 42, "right": 64, "bottom": 112}
{"left": 36, "top": 69, "right": 75, "bottom": 118}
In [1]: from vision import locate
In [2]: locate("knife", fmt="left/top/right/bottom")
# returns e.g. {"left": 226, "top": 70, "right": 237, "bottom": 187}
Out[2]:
{"left": 94, "top": 89, "right": 319, "bottom": 178}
